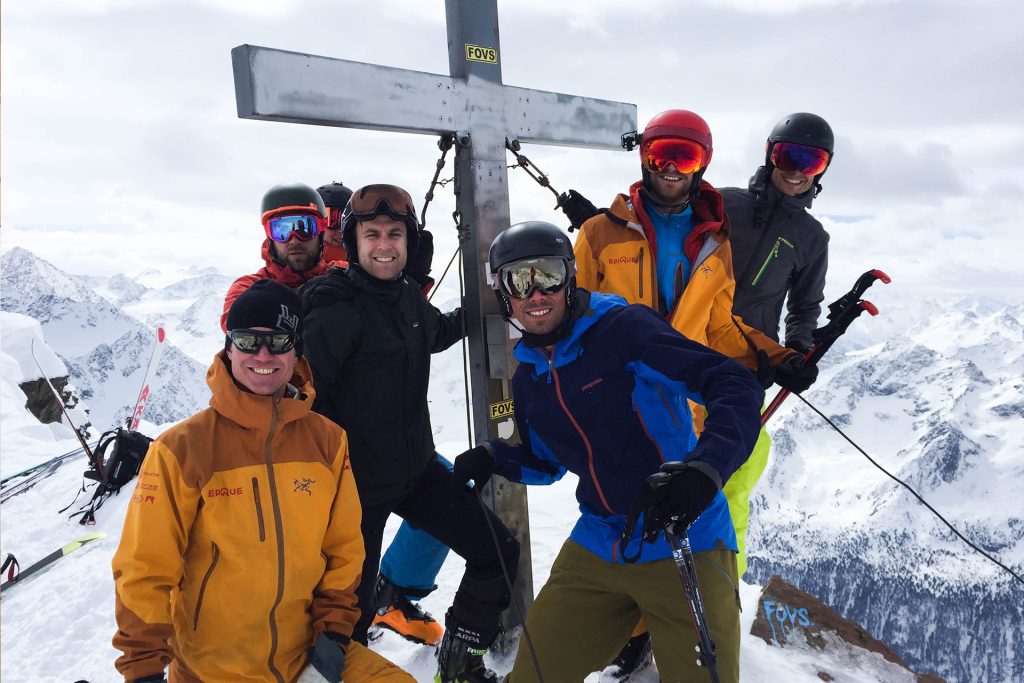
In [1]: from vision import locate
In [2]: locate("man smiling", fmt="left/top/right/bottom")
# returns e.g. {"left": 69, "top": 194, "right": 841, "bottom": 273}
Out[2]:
{"left": 302, "top": 184, "right": 519, "bottom": 683}
{"left": 113, "top": 279, "right": 413, "bottom": 683}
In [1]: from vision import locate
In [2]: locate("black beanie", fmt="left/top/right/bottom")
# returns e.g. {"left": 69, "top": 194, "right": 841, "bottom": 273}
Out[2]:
{"left": 225, "top": 280, "right": 303, "bottom": 355}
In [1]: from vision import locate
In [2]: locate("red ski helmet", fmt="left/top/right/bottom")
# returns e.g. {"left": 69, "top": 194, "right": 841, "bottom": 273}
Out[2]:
{"left": 642, "top": 109, "right": 714, "bottom": 168}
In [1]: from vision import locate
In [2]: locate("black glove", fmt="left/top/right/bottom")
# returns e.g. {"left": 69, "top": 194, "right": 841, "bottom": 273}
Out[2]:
{"left": 452, "top": 445, "right": 494, "bottom": 489}
{"left": 299, "top": 267, "right": 356, "bottom": 316}
{"left": 130, "top": 676, "right": 166, "bottom": 683}
{"left": 641, "top": 462, "right": 718, "bottom": 540}
{"left": 557, "top": 189, "right": 600, "bottom": 230}
{"left": 307, "top": 631, "right": 346, "bottom": 683}
{"left": 774, "top": 353, "right": 818, "bottom": 394}
{"left": 407, "top": 228, "right": 435, "bottom": 289}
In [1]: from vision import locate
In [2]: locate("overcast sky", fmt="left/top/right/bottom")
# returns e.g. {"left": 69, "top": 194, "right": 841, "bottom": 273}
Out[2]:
{"left": 3, "top": 0, "right": 1023, "bottom": 302}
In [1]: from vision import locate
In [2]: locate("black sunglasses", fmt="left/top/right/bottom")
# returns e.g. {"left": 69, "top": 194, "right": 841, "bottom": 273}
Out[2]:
{"left": 227, "top": 329, "right": 296, "bottom": 355}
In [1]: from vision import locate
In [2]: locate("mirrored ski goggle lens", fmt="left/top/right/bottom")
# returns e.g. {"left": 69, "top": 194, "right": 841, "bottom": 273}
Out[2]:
{"left": 498, "top": 257, "right": 569, "bottom": 299}
{"left": 770, "top": 142, "right": 831, "bottom": 176}
{"left": 327, "top": 207, "right": 344, "bottom": 230}
{"left": 641, "top": 138, "right": 706, "bottom": 175}
{"left": 265, "top": 214, "right": 321, "bottom": 243}
{"left": 228, "top": 330, "right": 296, "bottom": 354}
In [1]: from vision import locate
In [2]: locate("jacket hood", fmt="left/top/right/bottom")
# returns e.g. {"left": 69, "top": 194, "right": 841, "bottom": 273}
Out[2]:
{"left": 604, "top": 179, "right": 727, "bottom": 265}
{"left": 513, "top": 290, "right": 627, "bottom": 372}
{"left": 259, "top": 240, "right": 331, "bottom": 288}
{"left": 750, "top": 165, "right": 816, "bottom": 211}
{"left": 208, "top": 350, "right": 316, "bottom": 430}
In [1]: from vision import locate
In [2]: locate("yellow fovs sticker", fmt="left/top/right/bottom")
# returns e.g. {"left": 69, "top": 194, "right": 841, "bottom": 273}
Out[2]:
{"left": 465, "top": 44, "right": 498, "bottom": 64}
{"left": 489, "top": 399, "right": 514, "bottom": 420}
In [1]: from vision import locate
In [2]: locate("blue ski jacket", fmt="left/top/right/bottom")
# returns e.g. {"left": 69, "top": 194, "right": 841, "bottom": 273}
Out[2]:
{"left": 487, "top": 290, "right": 763, "bottom": 563}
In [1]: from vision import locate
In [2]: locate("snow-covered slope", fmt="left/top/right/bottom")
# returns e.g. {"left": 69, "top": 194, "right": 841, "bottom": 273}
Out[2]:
{"left": 1, "top": 248, "right": 209, "bottom": 430}
{"left": 748, "top": 297, "right": 1024, "bottom": 683}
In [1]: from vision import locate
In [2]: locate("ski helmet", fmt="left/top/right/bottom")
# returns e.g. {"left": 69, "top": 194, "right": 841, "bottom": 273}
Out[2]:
{"left": 765, "top": 113, "right": 834, "bottom": 194}
{"left": 340, "top": 184, "right": 421, "bottom": 270}
{"left": 316, "top": 181, "right": 354, "bottom": 209}
{"left": 261, "top": 182, "right": 327, "bottom": 222}
{"left": 639, "top": 110, "right": 714, "bottom": 198}
{"left": 488, "top": 221, "right": 577, "bottom": 319}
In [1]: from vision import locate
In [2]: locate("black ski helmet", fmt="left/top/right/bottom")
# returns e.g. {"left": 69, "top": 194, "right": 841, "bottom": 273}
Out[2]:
{"left": 766, "top": 113, "right": 834, "bottom": 194}
{"left": 316, "top": 182, "right": 354, "bottom": 214}
{"left": 488, "top": 221, "right": 577, "bottom": 319}
{"left": 340, "top": 184, "right": 421, "bottom": 270}
{"left": 261, "top": 182, "right": 327, "bottom": 222}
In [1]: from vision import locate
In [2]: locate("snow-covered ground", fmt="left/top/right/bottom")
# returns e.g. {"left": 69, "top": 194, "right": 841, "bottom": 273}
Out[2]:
{"left": 0, "top": 311, "right": 920, "bottom": 682}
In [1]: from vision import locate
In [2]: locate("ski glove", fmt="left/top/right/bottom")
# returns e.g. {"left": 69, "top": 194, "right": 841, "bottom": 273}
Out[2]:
{"left": 774, "top": 353, "right": 818, "bottom": 394}
{"left": 407, "top": 228, "right": 435, "bottom": 292}
{"left": 299, "top": 267, "right": 356, "bottom": 316}
{"left": 558, "top": 189, "right": 601, "bottom": 230}
{"left": 307, "top": 631, "right": 346, "bottom": 683}
{"left": 641, "top": 462, "right": 719, "bottom": 540}
{"left": 453, "top": 445, "right": 494, "bottom": 490}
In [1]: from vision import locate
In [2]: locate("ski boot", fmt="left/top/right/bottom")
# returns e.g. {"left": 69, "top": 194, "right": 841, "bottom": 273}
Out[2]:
{"left": 370, "top": 573, "right": 444, "bottom": 646}
{"left": 605, "top": 632, "right": 653, "bottom": 680}
{"left": 434, "top": 612, "right": 500, "bottom": 683}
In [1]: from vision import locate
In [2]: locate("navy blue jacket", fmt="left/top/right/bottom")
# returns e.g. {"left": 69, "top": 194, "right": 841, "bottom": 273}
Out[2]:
{"left": 488, "top": 291, "right": 763, "bottom": 562}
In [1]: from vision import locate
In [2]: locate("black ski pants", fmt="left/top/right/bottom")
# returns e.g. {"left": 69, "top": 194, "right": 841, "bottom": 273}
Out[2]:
{"left": 352, "top": 456, "right": 520, "bottom": 644}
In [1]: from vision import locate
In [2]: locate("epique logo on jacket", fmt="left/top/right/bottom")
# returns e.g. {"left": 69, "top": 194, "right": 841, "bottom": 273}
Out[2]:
{"left": 607, "top": 256, "right": 639, "bottom": 265}
{"left": 208, "top": 486, "right": 244, "bottom": 497}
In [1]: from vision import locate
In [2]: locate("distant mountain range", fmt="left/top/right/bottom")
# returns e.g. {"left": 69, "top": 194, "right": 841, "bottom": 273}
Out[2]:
{"left": 748, "top": 296, "right": 1024, "bottom": 682}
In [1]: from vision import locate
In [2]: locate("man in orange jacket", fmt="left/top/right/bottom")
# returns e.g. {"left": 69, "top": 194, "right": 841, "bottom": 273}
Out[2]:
{"left": 112, "top": 280, "right": 413, "bottom": 683}
{"left": 573, "top": 109, "right": 817, "bottom": 682}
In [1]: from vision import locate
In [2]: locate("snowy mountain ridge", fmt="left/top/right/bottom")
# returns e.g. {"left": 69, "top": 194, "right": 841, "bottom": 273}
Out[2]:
{"left": 749, "top": 295, "right": 1024, "bottom": 682}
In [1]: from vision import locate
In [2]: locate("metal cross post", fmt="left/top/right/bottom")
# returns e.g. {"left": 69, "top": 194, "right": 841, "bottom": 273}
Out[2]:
{"left": 232, "top": 0, "right": 635, "bottom": 642}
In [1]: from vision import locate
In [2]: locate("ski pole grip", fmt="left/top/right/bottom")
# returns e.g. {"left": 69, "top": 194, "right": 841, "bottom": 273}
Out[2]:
{"left": 860, "top": 300, "right": 879, "bottom": 316}
{"left": 870, "top": 269, "right": 892, "bottom": 284}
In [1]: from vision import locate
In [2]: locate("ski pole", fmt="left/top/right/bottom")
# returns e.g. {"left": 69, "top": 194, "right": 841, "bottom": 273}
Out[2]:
{"left": 663, "top": 523, "right": 721, "bottom": 683}
{"left": 762, "top": 269, "right": 890, "bottom": 425}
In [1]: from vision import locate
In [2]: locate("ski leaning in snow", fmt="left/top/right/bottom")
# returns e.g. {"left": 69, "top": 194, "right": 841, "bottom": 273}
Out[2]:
{"left": 128, "top": 326, "right": 165, "bottom": 431}
{"left": 29, "top": 338, "right": 101, "bottom": 473}
{"left": 0, "top": 532, "right": 106, "bottom": 593}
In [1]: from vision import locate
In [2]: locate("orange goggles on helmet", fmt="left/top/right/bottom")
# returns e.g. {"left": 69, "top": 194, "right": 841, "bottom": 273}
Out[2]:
{"left": 349, "top": 184, "right": 416, "bottom": 223}
{"left": 770, "top": 142, "right": 831, "bottom": 176}
{"left": 641, "top": 138, "right": 707, "bottom": 175}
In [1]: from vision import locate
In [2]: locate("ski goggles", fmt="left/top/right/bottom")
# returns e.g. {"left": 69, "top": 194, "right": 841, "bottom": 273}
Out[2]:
{"left": 496, "top": 256, "right": 570, "bottom": 299}
{"left": 327, "top": 207, "right": 344, "bottom": 230}
{"left": 349, "top": 184, "right": 417, "bottom": 223}
{"left": 227, "top": 329, "right": 297, "bottom": 355}
{"left": 770, "top": 142, "right": 831, "bottom": 176}
{"left": 263, "top": 213, "right": 324, "bottom": 243}
{"left": 641, "top": 138, "right": 707, "bottom": 175}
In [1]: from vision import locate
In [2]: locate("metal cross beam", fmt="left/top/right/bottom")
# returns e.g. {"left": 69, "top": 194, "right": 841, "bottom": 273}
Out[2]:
{"left": 232, "top": 0, "right": 636, "bottom": 641}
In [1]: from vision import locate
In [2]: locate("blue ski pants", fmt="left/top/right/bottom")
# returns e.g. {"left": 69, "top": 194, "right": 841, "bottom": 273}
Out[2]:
{"left": 378, "top": 453, "right": 453, "bottom": 598}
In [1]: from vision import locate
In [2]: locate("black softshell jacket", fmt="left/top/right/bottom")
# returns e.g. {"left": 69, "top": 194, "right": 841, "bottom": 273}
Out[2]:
{"left": 303, "top": 266, "right": 464, "bottom": 505}
{"left": 720, "top": 167, "right": 830, "bottom": 350}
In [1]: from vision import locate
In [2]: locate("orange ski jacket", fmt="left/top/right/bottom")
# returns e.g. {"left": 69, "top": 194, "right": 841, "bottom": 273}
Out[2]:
{"left": 112, "top": 353, "right": 364, "bottom": 682}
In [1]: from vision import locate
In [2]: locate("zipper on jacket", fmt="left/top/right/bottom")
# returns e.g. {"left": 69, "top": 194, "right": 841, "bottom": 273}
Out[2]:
{"left": 750, "top": 237, "right": 794, "bottom": 287}
{"left": 637, "top": 246, "right": 645, "bottom": 299}
{"left": 192, "top": 542, "right": 220, "bottom": 630}
{"left": 252, "top": 477, "right": 266, "bottom": 542}
{"left": 263, "top": 399, "right": 287, "bottom": 683}
{"left": 546, "top": 352, "right": 615, "bottom": 516}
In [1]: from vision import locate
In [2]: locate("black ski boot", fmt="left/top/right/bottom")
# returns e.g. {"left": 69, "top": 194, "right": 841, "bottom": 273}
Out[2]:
{"left": 605, "top": 632, "right": 653, "bottom": 680}
{"left": 434, "top": 612, "right": 500, "bottom": 683}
